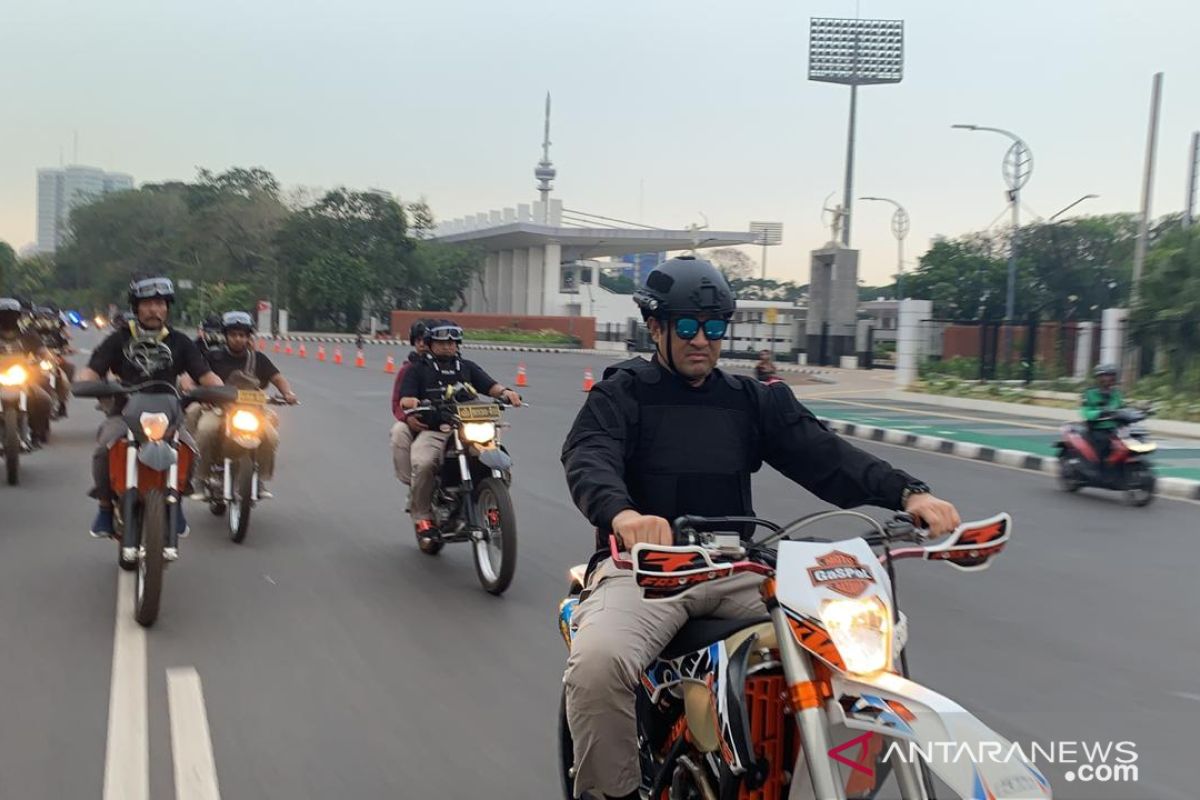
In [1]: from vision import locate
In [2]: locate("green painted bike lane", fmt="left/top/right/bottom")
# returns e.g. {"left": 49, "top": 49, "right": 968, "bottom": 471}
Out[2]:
{"left": 804, "top": 399, "right": 1200, "bottom": 481}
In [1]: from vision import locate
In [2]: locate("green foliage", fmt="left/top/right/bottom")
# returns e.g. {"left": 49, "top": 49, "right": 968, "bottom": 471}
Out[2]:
{"left": 1129, "top": 225, "right": 1200, "bottom": 392}
{"left": 466, "top": 328, "right": 579, "bottom": 345}
{"left": 728, "top": 278, "right": 806, "bottom": 302}
{"left": 600, "top": 272, "right": 638, "bottom": 294}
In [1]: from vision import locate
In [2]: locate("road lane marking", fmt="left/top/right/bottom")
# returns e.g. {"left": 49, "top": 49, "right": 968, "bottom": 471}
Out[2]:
{"left": 167, "top": 667, "right": 222, "bottom": 800}
{"left": 811, "top": 397, "right": 1064, "bottom": 432}
{"left": 103, "top": 571, "right": 148, "bottom": 800}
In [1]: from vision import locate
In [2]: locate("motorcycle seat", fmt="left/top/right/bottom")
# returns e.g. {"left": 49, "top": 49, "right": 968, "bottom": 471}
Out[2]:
{"left": 660, "top": 616, "right": 771, "bottom": 660}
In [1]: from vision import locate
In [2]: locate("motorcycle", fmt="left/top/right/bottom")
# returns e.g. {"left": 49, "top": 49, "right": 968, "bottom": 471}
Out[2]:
{"left": 410, "top": 382, "right": 519, "bottom": 595}
{"left": 73, "top": 379, "right": 237, "bottom": 627}
{"left": 0, "top": 357, "right": 34, "bottom": 485}
{"left": 37, "top": 351, "right": 71, "bottom": 420}
{"left": 1055, "top": 407, "right": 1156, "bottom": 506}
{"left": 198, "top": 388, "right": 290, "bottom": 543}
{"left": 557, "top": 510, "right": 1052, "bottom": 800}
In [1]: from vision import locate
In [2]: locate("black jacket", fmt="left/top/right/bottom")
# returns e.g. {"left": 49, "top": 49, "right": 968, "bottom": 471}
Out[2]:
{"left": 561, "top": 357, "right": 917, "bottom": 549}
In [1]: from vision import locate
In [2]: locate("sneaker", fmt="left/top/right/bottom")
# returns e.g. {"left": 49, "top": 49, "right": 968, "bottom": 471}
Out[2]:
{"left": 414, "top": 519, "right": 437, "bottom": 544}
{"left": 90, "top": 507, "right": 115, "bottom": 539}
{"left": 258, "top": 483, "right": 273, "bottom": 500}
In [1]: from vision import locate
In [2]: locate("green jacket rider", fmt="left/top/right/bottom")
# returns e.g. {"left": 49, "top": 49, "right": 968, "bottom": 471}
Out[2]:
{"left": 1082, "top": 363, "right": 1122, "bottom": 430}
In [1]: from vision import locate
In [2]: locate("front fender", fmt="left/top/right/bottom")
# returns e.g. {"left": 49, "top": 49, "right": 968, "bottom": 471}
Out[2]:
{"left": 831, "top": 671, "right": 1052, "bottom": 799}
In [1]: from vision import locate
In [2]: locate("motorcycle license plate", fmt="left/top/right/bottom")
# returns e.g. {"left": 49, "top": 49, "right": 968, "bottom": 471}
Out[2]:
{"left": 237, "top": 390, "right": 268, "bottom": 405}
{"left": 458, "top": 404, "right": 501, "bottom": 421}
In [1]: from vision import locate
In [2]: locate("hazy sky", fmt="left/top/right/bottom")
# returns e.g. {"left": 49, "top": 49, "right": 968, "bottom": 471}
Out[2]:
{"left": 2, "top": 0, "right": 1198, "bottom": 286}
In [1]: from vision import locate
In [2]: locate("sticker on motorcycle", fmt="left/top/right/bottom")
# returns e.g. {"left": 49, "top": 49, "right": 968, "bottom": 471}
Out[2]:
{"left": 807, "top": 551, "right": 876, "bottom": 598}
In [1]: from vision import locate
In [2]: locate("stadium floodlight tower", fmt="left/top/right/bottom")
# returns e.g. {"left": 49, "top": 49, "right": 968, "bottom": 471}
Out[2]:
{"left": 808, "top": 17, "right": 904, "bottom": 248}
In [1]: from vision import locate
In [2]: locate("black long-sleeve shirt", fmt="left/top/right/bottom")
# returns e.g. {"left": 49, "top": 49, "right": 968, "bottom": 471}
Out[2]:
{"left": 562, "top": 358, "right": 916, "bottom": 545}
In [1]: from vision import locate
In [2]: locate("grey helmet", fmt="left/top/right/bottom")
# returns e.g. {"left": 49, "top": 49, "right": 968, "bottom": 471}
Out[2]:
{"left": 633, "top": 256, "right": 736, "bottom": 321}
{"left": 1094, "top": 363, "right": 1119, "bottom": 377}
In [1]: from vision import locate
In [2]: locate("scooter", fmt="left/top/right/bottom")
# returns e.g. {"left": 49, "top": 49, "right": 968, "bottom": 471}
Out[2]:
{"left": 1055, "top": 407, "right": 1156, "bottom": 506}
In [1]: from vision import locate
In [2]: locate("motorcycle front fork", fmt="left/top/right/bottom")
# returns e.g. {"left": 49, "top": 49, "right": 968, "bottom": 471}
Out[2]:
{"left": 120, "top": 434, "right": 183, "bottom": 553}
{"left": 221, "top": 455, "right": 258, "bottom": 502}
{"left": 771, "top": 606, "right": 929, "bottom": 800}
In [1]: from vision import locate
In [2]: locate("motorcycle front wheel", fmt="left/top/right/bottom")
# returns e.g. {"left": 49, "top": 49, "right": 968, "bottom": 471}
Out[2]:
{"left": 3, "top": 405, "right": 19, "bottom": 486}
{"left": 472, "top": 476, "right": 517, "bottom": 595}
{"left": 135, "top": 490, "right": 166, "bottom": 627}
{"left": 228, "top": 455, "right": 254, "bottom": 543}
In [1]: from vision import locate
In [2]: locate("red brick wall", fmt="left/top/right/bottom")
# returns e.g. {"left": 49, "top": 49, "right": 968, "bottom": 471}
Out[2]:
{"left": 390, "top": 311, "right": 596, "bottom": 349}
{"left": 941, "top": 322, "right": 1092, "bottom": 368}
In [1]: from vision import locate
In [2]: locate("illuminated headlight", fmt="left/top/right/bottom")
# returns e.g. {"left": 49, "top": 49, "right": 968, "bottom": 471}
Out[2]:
{"left": 461, "top": 421, "right": 497, "bottom": 444}
{"left": 231, "top": 409, "right": 261, "bottom": 433}
{"left": 39, "top": 360, "right": 54, "bottom": 372}
{"left": 140, "top": 412, "right": 170, "bottom": 442}
{"left": 821, "top": 597, "right": 892, "bottom": 675}
{"left": 0, "top": 365, "right": 29, "bottom": 387}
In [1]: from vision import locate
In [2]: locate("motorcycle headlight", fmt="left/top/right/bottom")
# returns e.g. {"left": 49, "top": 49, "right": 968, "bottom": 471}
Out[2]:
{"left": 39, "top": 360, "right": 54, "bottom": 372}
{"left": 140, "top": 412, "right": 171, "bottom": 442}
{"left": 231, "top": 409, "right": 261, "bottom": 433}
{"left": 821, "top": 596, "right": 892, "bottom": 675}
{"left": 461, "top": 421, "right": 497, "bottom": 445}
{"left": 0, "top": 364, "right": 29, "bottom": 387}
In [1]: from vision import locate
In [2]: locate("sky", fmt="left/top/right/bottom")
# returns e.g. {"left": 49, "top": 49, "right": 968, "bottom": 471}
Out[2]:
{"left": 2, "top": 0, "right": 1198, "bottom": 287}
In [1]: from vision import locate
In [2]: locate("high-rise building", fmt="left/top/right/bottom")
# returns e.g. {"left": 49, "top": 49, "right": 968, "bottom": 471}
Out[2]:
{"left": 36, "top": 165, "right": 134, "bottom": 252}
{"left": 614, "top": 252, "right": 664, "bottom": 284}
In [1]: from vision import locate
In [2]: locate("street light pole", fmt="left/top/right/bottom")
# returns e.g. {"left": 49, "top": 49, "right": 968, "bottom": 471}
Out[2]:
{"left": 953, "top": 124, "right": 1033, "bottom": 363}
{"left": 1049, "top": 194, "right": 1099, "bottom": 222}
{"left": 860, "top": 196, "right": 909, "bottom": 298}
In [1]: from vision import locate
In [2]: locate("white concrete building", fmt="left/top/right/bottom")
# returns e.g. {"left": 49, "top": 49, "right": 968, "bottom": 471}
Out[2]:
{"left": 36, "top": 165, "right": 134, "bottom": 252}
{"left": 433, "top": 199, "right": 759, "bottom": 325}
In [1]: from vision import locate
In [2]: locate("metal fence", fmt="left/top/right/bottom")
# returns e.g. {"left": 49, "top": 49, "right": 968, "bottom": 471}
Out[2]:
{"left": 916, "top": 319, "right": 1104, "bottom": 383}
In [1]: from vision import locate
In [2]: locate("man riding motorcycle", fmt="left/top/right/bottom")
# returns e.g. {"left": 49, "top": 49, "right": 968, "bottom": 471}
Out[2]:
{"left": 389, "top": 318, "right": 437, "bottom": 491}
{"left": 196, "top": 315, "right": 225, "bottom": 354}
{"left": 0, "top": 298, "right": 54, "bottom": 447}
{"left": 79, "top": 276, "right": 223, "bottom": 538}
{"left": 32, "top": 305, "right": 73, "bottom": 416}
{"left": 559, "top": 256, "right": 960, "bottom": 800}
{"left": 186, "top": 311, "right": 297, "bottom": 501}
{"left": 397, "top": 321, "right": 522, "bottom": 543}
{"left": 1082, "top": 363, "right": 1123, "bottom": 464}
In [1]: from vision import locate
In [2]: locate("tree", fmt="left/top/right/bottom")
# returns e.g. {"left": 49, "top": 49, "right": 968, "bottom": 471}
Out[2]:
{"left": 0, "top": 241, "right": 15, "bottom": 295}
{"left": 906, "top": 235, "right": 1007, "bottom": 321}
{"left": 706, "top": 248, "right": 757, "bottom": 281}
{"left": 1130, "top": 225, "right": 1200, "bottom": 390}
{"left": 409, "top": 242, "right": 483, "bottom": 310}
{"left": 729, "top": 278, "right": 806, "bottom": 302}
{"left": 599, "top": 272, "right": 637, "bottom": 294}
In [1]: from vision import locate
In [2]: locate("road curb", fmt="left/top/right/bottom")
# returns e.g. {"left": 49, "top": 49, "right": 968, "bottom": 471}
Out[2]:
{"left": 818, "top": 417, "right": 1200, "bottom": 502}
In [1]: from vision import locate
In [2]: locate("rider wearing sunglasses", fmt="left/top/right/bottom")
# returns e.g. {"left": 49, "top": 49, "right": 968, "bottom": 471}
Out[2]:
{"left": 560, "top": 255, "right": 961, "bottom": 800}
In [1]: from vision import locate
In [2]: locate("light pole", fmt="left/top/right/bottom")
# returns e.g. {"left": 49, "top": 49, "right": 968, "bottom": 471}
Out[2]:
{"left": 749, "top": 221, "right": 784, "bottom": 280}
{"left": 809, "top": 18, "right": 904, "bottom": 248}
{"left": 1049, "top": 194, "right": 1099, "bottom": 222}
{"left": 860, "top": 196, "right": 909, "bottom": 299}
{"left": 952, "top": 124, "right": 1033, "bottom": 327}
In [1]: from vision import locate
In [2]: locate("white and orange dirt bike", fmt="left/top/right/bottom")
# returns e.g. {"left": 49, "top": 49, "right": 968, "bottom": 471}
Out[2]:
{"left": 557, "top": 510, "right": 1052, "bottom": 800}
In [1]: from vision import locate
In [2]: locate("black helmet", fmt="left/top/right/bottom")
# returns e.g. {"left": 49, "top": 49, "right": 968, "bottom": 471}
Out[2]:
{"left": 633, "top": 256, "right": 736, "bottom": 321}
{"left": 203, "top": 314, "right": 223, "bottom": 331}
{"left": 0, "top": 297, "right": 20, "bottom": 330}
{"left": 127, "top": 276, "right": 175, "bottom": 311}
{"left": 221, "top": 311, "right": 255, "bottom": 334}
{"left": 409, "top": 318, "right": 436, "bottom": 346}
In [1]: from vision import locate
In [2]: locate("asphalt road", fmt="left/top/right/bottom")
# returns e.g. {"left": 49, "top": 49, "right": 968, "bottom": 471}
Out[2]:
{"left": 2, "top": 335, "right": 1196, "bottom": 799}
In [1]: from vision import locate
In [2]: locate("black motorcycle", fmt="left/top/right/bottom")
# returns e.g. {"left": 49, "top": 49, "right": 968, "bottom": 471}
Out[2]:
{"left": 410, "top": 383, "right": 519, "bottom": 595}
{"left": 1056, "top": 407, "right": 1157, "bottom": 506}
{"left": 0, "top": 357, "right": 34, "bottom": 485}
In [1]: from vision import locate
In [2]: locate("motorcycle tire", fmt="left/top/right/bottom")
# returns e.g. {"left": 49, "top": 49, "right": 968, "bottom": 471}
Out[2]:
{"left": 3, "top": 406, "right": 19, "bottom": 486}
{"left": 557, "top": 687, "right": 582, "bottom": 800}
{"left": 1127, "top": 467, "right": 1155, "bottom": 507}
{"left": 135, "top": 490, "right": 166, "bottom": 627}
{"left": 118, "top": 492, "right": 137, "bottom": 571}
{"left": 228, "top": 455, "right": 254, "bottom": 543}
{"left": 471, "top": 476, "right": 517, "bottom": 595}
{"left": 1056, "top": 454, "right": 1081, "bottom": 493}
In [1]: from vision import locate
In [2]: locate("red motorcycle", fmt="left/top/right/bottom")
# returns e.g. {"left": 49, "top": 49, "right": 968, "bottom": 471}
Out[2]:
{"left": 1055, "top": 407, "right": 1157, "bottom": 506}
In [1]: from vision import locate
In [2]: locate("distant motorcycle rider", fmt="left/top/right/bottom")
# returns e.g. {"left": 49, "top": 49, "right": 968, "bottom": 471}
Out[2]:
{"left": 1082, "top": 363, "right": 1123, "bottom": 464}
{"left": 78, "top": 276, "right": 223, "bottom": 538}
{"left": 0, "top": 298, "right": 54, "bottom": 447}
{"left": 397, "top": 321, "right": 521, "bottom": 543}
{"left": 187, "top": 311, "right": 297, "bottom": 502}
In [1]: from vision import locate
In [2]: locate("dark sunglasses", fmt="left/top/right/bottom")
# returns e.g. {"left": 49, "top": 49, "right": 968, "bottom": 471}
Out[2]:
{"left": 673, "top": 316, "right": 728, "bottom": 341}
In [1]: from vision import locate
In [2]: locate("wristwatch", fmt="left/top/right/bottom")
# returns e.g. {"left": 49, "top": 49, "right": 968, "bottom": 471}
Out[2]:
{"left": 899, "top": 481, "right": 931, "bottom": 507}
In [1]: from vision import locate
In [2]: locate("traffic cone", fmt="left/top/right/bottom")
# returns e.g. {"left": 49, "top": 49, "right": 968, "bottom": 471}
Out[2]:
{"left": 355, "top": 349, "right": 366, "bottom": 368}
{"left": 515, "top": 362, "right": 528, "bottom": 388}
{"left": 285, "top": 342, "right": 293, "bottom": 356}
{"left": 273, "top": 340, "right": 281, "bottom": 354}
{"left": 582, "top": 368, "right": 594, "bottom": 392}
{"left": 384, "top": 354, "right": 396, "bottom": 374}
{"left": 298, "top": 343, "right": 308, "bottom": 359}
{"left": 333, "top": 347, "right": 343, "bottom": 365}
{"left": 317, "top": 344, "right": 326, "bottom": 362}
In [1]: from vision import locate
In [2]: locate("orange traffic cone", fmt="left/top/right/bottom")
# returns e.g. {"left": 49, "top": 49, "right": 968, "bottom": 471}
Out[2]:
{"left": 355, "top": 349, "right": 366, "bottom": 369}
{"left": 384, "top": 354, "right": 396, "bottom": 374}
{"left": 273, "top": 340, "right": 281, "bottom": 354}
{"left": 515, "top": 362, "right": 528, "bottom": 388}
{"left": 285, "top": 342, "right": 293, "bottom": 356}
{"left": 582, "top": 368, "right": 594, "bottom": 392}
{"left": 298, "top": 343, "right": 308, "bottom": 359}
{"left": 317, "top": 344, "right": 326, "bottom": 362}
{"left": 333, "top": 347, "right": 343, "bottom": 365}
